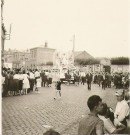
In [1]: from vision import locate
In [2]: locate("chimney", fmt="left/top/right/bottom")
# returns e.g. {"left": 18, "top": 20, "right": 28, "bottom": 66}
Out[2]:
{"left": 44, "top": 42, "right": 48, "bottom": 48}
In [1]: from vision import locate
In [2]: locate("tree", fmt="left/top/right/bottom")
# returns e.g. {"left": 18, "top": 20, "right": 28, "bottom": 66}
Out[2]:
{"left": 74, "top": 58, "right": 100, "bottom": 65}
{"left": 111, "top": 57, "right": 129, "bottom": 65}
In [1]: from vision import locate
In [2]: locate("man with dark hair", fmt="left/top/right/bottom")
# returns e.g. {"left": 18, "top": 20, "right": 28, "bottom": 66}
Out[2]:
{"left": 78, "top": 95, "right": 104, "bottom": 135}
{"left": 43, "top": 129, "right": 60, "bottom": 135}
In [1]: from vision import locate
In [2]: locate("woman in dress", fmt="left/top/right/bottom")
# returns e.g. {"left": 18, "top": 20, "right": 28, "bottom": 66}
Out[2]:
{"left": 23, "top": 70, "right": 30, "bottom": 95}
{"left": 35, "top": 76, "right": 41, "bottom": 93}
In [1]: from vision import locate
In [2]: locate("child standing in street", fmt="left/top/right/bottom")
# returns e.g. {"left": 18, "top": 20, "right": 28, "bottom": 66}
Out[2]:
{"left": 35, "top": 76, "right": 41, "bottom": 93}
{"left": 54, "top": 79, "right": 61, "bottom": 100}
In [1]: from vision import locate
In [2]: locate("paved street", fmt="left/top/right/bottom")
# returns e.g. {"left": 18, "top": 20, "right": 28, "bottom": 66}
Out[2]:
{"left": 2, "top": 83, "right": 117, "bottom": 135}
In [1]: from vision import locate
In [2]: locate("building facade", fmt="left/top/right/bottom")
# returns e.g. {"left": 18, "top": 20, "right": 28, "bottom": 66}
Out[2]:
{"left": 28, "top": 46, "right": 55, "bottom": 69}
{"left": 4, "top": 49, "right": 14, "bottom": 63}
{"left": 13, "top": 50, "right": 30, "bottom": 69}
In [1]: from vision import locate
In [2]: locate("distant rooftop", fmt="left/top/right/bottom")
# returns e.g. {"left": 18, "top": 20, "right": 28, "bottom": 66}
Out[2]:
{"left": 74, "top": 50, "right": 94, "bottom": 58}
{"left": 31, "top": 42, "right": 55, "bottom": 50}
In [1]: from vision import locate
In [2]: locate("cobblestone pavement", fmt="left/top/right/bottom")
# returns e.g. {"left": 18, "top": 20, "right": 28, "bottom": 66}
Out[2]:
{"left": 2, "top": 83, "right": 117, "bottom": 135}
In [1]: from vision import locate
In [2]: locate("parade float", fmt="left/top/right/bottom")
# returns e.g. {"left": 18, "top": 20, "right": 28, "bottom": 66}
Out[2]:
{"left": 53, "top": 50, "right": 76, "bottom": 83}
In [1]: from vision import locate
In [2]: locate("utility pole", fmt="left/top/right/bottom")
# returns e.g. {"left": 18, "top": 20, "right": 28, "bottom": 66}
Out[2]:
{"left": 72, "top": 34, "right": 75, "bottom": 52}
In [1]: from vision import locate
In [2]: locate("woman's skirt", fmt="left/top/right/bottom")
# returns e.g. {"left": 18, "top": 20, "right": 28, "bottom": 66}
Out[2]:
{"left": 48, "top": 78, "right": 52, "bottom": 84}
{"left": 13, "top": 79, "right": 19, "bottom": 92}
{"left": 19, "top": 80, "right": 23, "bottom": 90}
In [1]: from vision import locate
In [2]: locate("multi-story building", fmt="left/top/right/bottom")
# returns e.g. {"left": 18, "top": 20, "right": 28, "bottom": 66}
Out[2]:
{"left": 13, "top": 50, "right": 30, "bottom": 69}
{"left": 4, "top": 49, "right": 14, "bottom": 63}
{"left": 29, "top": 44, "right": 55, "bottom": 69}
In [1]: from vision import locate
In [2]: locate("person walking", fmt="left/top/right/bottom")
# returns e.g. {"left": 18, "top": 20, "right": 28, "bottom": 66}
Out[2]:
{"left": 54, "top": 79, "right": 61, "bottom": 100}
{"left": 97, "top": 72, "right": 103, "bottom": 87}
{"left": 86, "top": 72, "right": 93, "bottom": 90}
{"left": 81, "top": 72, "right": 86, "bottom": 85}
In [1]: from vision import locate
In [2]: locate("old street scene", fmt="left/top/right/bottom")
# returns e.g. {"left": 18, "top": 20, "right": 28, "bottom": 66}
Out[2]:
{"left": 1, "top": 0, "right": 130, "bottom": 135}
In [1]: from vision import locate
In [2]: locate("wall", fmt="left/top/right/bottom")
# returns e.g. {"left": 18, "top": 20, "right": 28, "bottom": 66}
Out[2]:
{"left": 75, "top": 64, "right": 129, "bottom": 73}
{"left": 111, "top": 65, "right": 129, "bottom": 72}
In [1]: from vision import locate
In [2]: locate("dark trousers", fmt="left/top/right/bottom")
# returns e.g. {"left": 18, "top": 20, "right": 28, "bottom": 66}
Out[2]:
{"left": 102, "top": 80, "right": 106, "bottom": 90}
{"left": 108, "top": 81, "right": 111, "bottom": 88}
{"left": 2, "top": 84, "right": 8, "bottom": 97}
{"left": 81, "top": 77, "right": 85, "bottom": 85}
{"left": 41, "top": 80, "right": 44, "bottom": 87}
{"left": 30, "top": 79, "right": 35, "bottom": 91}
{"left": 98, "top": 80, "right": 101, "bottom": 86}
{"left": 87, "top": 82, "right": 91, "bottom": 90}
{"left": 42, "top": 81, "right": 46, "bottom": 87}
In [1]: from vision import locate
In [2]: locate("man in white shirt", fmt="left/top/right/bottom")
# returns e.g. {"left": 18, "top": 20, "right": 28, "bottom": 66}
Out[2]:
{"left": 34, "top": 69, "right": 40, "bottom": 78}
{"left": 29, "top": 70, "right": 35, "bottom": 91}
{"left": 34, "top": 69, "right": 40, "bottom": 84}
{"left": 114, "top": 89, "right": 129, "bottom": 127}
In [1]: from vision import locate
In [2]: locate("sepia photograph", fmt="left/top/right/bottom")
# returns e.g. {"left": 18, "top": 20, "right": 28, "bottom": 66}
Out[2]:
{"left": 1, "top": 0, "right": 130, "bottom": 134}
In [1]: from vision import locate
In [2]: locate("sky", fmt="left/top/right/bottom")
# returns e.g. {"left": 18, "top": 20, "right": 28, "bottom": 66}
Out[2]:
{"left": 3, "top": 0, "right": 129, "bottom": 57}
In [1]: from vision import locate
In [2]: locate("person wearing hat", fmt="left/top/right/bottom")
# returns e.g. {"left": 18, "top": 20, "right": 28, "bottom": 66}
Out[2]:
{"left": 114, "top": 89, "right": 129, "bottom": 128}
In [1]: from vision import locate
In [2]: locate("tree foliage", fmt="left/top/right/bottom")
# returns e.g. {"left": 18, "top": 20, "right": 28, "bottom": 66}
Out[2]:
{"left": 111, "top": 57, "right": 129, "bottom": 65}
{"left": 74, "top": 58, "right": 100, "bottom": 65}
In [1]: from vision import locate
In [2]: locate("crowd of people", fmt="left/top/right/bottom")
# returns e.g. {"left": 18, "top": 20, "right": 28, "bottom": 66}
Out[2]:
{"left": 2, "top": 67, "right": 129, "bottom": 97}
{"left": 2, "top": 68, "right": 53, "bottom": 97}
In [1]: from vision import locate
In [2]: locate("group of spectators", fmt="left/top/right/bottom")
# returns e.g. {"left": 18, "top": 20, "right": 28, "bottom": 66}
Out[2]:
{"left": 2, "top": 68, "right": 53, "bottom": 97}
